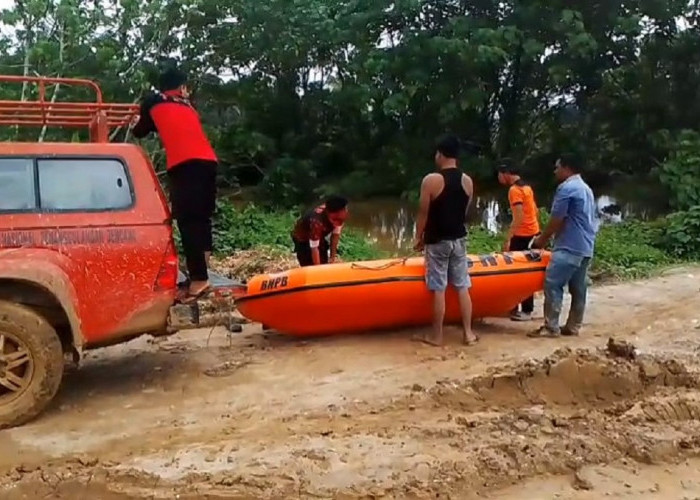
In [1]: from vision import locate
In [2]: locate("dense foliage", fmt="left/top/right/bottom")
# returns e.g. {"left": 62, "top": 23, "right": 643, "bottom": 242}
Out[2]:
{"left": 1, "top": 0, "right": 700, "bottom": 202}
{"left": 1, "top": 0, "right": 699, "bottom": 275}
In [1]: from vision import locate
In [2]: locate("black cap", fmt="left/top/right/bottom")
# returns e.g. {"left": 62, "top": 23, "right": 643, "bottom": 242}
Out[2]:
{"left": 497, "top": 158, "right": 520, "bottom": 175}
{"left": 158, "top": 67, "right": 187, "bottom": 92}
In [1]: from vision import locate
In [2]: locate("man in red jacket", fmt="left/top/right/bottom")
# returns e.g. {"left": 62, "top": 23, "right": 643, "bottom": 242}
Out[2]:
{"left": 133, "top": 66, "right": 218, "bottom": 303}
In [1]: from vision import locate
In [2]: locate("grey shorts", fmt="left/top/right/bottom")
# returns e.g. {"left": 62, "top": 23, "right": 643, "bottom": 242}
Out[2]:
{"left": 425, "top": 237, "right": 471, "bottom": 292}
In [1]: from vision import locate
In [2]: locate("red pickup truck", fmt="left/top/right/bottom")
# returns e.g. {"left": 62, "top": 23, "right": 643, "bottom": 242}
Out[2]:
{"left": 0, "top": 76, "right": 242, "bottom": 429}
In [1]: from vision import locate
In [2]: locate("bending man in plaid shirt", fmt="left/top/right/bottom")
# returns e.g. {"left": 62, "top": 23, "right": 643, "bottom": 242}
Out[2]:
{"left": 291, "top": 196, "right": 349, "bottom": 266}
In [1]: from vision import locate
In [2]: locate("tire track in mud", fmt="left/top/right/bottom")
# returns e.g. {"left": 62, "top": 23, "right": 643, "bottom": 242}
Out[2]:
{"left": 5, "top": 342, "right": 700, "bottom": 499}
{"left": 623, "top": 393, "right": 700, "bottom": 424}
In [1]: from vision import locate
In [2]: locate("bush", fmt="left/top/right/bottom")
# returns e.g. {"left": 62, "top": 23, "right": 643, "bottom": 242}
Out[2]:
{"left": 592, "top": 221, "right": 673, "bottom": 280}
{"left": 653, "top": 130, "right": 700, "bottom": 261}
{"left": 212, "top": 201, "right": 296, "bottom": 252}
{"left": 256, "top": 156, "right": 318, "bottom": 208}
{"left": 661, "top": 206, "right": 700, "bottom": 259}
{"left": 658, "top": 129, "right": 700, "bottom": 210}
{"left": 465, "top": 226, "right": 503, "bottom": 254}
{"left": 536, "top": 207, "right": 678, "bottom": 280}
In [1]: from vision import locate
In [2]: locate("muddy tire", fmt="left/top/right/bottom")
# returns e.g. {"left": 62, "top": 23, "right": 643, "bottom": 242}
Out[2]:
{"left": 0, "top": 300, "right": 64, "bottom": 429}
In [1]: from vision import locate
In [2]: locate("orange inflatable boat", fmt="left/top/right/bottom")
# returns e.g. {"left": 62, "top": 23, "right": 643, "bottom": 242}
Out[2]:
{"left": 235, "top": 249, "right": 551, "bottom": 336}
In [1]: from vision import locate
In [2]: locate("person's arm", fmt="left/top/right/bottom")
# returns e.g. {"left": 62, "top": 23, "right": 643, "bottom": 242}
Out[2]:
{"left": 509, "top": 205, "right": 524, "bottom": 238}
{"left": 533, "top": 189, "right": 569, "bottom": 248}
{"left": 329, "top": 225, "right": 342, "bottom": 263}
{"left": 504, "top": 186, "right": 524, "bottom": 250}
{"left": 463, "top": 173, "right": 474, "bottom": 217}
{"left": 414, "top": 175, "right": 434, "bottom": 250}
{"left": 132, "top": 97, "right": 157, "bottom": 139}
{"left": 310, "top": 246, "right": 321, "bottom": 265}
{"left": 309, "top": 219, "right": 324, "bottom": 265}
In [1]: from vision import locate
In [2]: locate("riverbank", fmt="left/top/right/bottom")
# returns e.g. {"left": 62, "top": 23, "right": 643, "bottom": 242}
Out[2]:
{"left": 206, "top": 201, "right": 694, "bottom": 283}
{"left": 227, "top": 176, "right": 671, "bottom": 254}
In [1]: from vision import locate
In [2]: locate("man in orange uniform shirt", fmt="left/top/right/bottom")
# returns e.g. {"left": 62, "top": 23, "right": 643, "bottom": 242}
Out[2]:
{"left": 498, "top": 160, "right": 541, "bottom": 321}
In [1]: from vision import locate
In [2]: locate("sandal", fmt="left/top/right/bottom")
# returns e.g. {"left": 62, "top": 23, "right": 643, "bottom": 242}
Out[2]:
{"left": 464, "top": 337, "right": 479, "bottom": 346}
{"left": 178, "top": 286, "right": 212, "bottom": 304}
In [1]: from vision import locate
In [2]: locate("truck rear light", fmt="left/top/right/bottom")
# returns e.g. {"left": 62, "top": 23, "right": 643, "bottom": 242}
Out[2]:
{"left": 154, "top": 239, "right": 178, "bottom": 291}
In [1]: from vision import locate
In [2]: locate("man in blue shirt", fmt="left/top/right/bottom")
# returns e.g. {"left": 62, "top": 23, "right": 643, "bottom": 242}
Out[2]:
{"left": 530, "top": 154, "right": 599, "bottom": 337}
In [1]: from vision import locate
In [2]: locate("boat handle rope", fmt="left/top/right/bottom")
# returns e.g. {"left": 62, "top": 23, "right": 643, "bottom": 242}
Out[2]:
{"left": 350, "top": 257, "right": 411, "bottom": 270}
{"left": 349, "top": 249, "right": 543, "bottom": 270}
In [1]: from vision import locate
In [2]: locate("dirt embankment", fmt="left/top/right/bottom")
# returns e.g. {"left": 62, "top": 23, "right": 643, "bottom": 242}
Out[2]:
{"left": 1, "top": 266, "right": 699, "bottom": 499}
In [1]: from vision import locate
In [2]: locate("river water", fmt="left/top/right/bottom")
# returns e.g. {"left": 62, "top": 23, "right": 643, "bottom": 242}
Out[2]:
{"left": 345, "top": 180, "right": 668, "bottom": 253}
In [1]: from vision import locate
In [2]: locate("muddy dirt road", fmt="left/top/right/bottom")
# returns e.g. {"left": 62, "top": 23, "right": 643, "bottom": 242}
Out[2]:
{"left": 2, "top": 266, "right": 700, "bottom": 499}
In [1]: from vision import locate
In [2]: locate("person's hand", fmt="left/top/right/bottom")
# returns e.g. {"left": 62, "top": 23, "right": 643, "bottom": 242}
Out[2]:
{"left": 502, "top": 239, "right": 510, "bottom": 252}
{"left": 130, "top": 114, "right": 140, "bottom": 127}
{"left": 531, "top": 235, "right": 545, "bottom": 249}
{"left": 413, "top": 239, "right": 425, "bottom": 252}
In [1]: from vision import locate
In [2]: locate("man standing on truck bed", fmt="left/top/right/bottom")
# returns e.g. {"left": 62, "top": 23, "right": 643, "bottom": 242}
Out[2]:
{"left": 291, "top": 196, "right": 349, "bottom": 266}
{"left": 132, "top": 66, "right": 218, "bottom": 303}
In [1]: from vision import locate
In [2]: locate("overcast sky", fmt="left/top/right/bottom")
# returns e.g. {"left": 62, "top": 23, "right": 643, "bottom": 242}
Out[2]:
{"left": 0, "top": 0, "right": 14, "bottom": 37}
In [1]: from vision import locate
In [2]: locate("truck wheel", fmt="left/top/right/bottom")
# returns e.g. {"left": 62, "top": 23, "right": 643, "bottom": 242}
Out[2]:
{"left": 0, "top": 300, "right": 64, "bottom": 429}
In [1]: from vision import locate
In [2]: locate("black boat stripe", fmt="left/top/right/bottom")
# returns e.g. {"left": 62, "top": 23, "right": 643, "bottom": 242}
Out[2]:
{"left": 235, "top": 266, "right": 548, "bottom": 303}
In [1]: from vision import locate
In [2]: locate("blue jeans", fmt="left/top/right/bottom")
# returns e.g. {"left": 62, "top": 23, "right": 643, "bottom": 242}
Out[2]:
{"left": 543, "top": 249, "right": 591, "bottom": 334}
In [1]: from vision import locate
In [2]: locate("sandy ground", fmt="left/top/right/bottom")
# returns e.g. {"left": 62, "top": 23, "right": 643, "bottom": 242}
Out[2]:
{"left": 1, "top": 266, "right": 700, "bottom": 499}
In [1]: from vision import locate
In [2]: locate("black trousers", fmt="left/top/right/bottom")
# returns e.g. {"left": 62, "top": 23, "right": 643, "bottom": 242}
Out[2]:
{"left": 509, "top": 234, "right": 539, "bottom": 314}
{"left": 168, "top": 159, "right": 217, "bottom": 282}
{"left": 293, "top": 237, "right": 329, "bottom": 267}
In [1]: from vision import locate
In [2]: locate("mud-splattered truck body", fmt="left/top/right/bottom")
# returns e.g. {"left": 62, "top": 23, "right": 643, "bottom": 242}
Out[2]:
{"left": 0, "top": 75, "right": 239, "bottom": 429}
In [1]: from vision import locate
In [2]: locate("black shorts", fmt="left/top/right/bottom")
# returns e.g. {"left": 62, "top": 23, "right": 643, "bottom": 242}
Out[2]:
{"left": 509, "top": 234, "right": 540, "bottom": 251}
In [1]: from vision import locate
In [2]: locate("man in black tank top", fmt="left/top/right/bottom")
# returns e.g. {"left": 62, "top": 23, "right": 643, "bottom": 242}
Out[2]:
{"left": 413, "top": 134, "right": 477, "bottom": 346}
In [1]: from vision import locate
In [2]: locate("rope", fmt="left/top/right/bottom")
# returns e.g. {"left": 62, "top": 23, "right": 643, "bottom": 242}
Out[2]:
{"left": 350, "top": 256, "right": 411, "bottom": 270}
{"left": 348, "top": 249, "right": 545, "bottom": 270}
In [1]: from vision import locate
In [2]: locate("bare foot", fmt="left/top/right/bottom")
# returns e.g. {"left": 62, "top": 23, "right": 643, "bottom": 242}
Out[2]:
{"left": 411, "top": 333, "right": 443, "bottom": 347}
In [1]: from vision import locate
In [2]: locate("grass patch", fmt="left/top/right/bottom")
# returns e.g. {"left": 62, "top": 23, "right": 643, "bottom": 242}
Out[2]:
{"left": 589, "top": 221, "right": 676, "bottom": 281}
{"left": 530, "top": 209, "right": 684, "bottom": 281}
